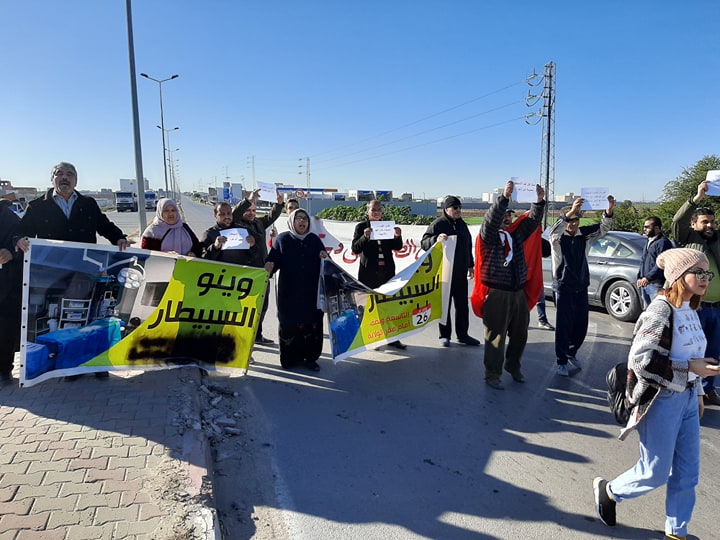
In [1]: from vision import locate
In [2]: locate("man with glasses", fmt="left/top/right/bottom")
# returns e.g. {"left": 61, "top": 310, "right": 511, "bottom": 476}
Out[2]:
{"left": 421, "top": 195, "right": 480, "bottom": 347}
{"left": 637, "top": 216, "right": 673, "bottom": 309}
{"left": 672, "top": 180, "right": 720, "bottom": 406}
{"left": 549, "top": 194, "right": 614, "bottom": 377}
{"left": 352, "top": 199, "right": 406, "bottom": 349}
{"left": 477, "top": 181, "right": 546, "bottom": 389}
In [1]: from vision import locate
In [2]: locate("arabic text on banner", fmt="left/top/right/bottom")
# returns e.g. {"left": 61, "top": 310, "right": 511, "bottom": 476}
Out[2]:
{"left": 20, "top": 240, "right": 267, "bottom": 387}
{"left": 321, "top": 241, "right": 445, "bottom": 362}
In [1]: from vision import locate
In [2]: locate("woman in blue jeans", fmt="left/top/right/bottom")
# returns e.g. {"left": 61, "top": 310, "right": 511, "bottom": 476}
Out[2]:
{"left": 593, "top": 248, "right": 720, "bottom": 540}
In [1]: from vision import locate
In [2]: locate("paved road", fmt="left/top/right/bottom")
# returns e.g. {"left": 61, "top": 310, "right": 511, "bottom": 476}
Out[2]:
{"left": 110, "top": 200, "right": 720, "bottom": 539}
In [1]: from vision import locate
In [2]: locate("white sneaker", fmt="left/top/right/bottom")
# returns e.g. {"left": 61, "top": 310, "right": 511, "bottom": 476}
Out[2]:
{"left": 439, "top": 338, "right": 450, "bottom": 347}
{"left": 557, "top": 364, "right": 570, "bottom": 377}
{"left": 568, "top": 357, "right": 583, "bottom": 370}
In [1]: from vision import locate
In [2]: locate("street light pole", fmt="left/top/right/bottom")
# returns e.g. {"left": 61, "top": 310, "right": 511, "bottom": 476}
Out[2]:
{"left": 140, "top": 72, "right": 178, "bottom": 195}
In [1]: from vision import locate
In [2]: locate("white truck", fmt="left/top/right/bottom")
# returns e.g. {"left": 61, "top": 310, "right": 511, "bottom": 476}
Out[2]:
{"left": 144, "top": 191, "right": 157, "bottom": 210}
{"left": 115, "top": 191, "right": 138, "bottom": 212}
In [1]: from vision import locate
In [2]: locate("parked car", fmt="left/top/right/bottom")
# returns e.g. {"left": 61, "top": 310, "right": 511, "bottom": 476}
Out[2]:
{"left": 543, "top": 230, "right": 645, "bottom": 322}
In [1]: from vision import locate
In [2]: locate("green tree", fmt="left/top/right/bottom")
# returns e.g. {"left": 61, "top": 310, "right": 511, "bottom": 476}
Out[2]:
{"left": 656, "top": 154, "right": 720, "bottom": 241}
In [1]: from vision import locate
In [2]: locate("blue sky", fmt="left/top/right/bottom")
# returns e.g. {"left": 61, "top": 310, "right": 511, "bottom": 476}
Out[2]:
{"left": 1, "top": 0, "right": 718, "bottom": 202}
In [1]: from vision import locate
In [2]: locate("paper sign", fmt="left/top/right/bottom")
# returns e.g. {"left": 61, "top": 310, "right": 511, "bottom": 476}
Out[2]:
{"left": 370, "top": 221, "right": 396, "bottom": 240}
{"left": 580, "top": 187, "right": 610, "bottom": 210}
{"left": 219, "top": 228, "right": 250, "bottom": 250}
{"left": 706, "top": 170, "right": 720, "bottom": 196}
{"left": 256, "top": 181, "right": 278, "bottom": 202}
{"left": 511, "top": 177, "right": 537, "bottom": 203}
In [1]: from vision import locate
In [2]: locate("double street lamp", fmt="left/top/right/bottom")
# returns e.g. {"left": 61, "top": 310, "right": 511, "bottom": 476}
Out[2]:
{"left": 140, "top": 72, "right": 178, "bottom": 194}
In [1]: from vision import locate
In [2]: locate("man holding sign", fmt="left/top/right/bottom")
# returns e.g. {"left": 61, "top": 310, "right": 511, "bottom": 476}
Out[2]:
{"left": 549, "top": 194, "right": 614, "bottom": 377}
{"left": 352, "top": 199, "right": 406, "bottom": 349}
{"left": 200, "top": 202, "right": 257, "bottom": 264}
{"left": 672, "top": 179, "right": 720, "bottom": 406}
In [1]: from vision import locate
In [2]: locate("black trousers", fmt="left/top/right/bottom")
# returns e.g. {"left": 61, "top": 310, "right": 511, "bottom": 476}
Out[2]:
{"left": 440, "top": 273, "right": 469, "bottom": 340}
{"left": 279, "top": 322, "right": 323, "bottom": 368}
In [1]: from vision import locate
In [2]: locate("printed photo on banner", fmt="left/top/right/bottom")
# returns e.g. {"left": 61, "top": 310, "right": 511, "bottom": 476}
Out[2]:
{"left": 320, "top": 241, "right": 445, "bottom": 362}
{"left": 219, "top": 228, "right": 250, "bottom": 250}
{"left": 369, "top": 220, "right": 396, "bottom": 240}
{"left": 706, "top": 170, "right": 720, "bottom": 196}
{"left": 511, "top": 177, "right": 537, "bottom": 203}
{"left": 580, "top": 187, "right": 610, "bottom": 210}
{"left": 20, "top": 239, "right": 267, "bottom": 387}
{"left": 256, "top": 180, "right": 278, "bottom": 202}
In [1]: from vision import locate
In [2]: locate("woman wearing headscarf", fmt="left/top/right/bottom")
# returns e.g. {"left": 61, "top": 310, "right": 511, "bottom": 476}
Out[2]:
{"left": 593, "top": 248, "right": 720, "bottom": 539}
{"left": 264, "top": 208, "right": 328, "bottom": 371}
{"left": 141, "top": 198, "right": 202, "bottom": 256}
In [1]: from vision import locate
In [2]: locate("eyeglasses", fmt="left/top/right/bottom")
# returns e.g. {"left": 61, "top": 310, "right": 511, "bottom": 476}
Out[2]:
{"left": 687, "top": 269, "right": 715, "bottom": 281}
{"left": 294, "top": 215, "right": 309, "bottom": 222}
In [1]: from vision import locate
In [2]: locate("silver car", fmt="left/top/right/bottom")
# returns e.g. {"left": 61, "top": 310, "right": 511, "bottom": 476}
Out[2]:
{"left": 543, "top": 230, "right": 645, "bottom": 322}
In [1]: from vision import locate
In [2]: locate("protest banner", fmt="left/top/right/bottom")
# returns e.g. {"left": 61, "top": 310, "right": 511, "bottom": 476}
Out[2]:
{"left": 20, "top": 240, "right": 267, "bottom": 387}
{"left": 320, "top": 241, "right": 447, "bottom": 362}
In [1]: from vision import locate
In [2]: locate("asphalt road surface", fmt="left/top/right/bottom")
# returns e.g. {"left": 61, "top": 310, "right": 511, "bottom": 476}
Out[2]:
{"left": 108, "top": 199, "right": 720, "bottom": 540}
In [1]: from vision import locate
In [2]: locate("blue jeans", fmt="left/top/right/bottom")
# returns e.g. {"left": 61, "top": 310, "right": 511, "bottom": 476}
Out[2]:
{"left": 608, "top": 387, "right": 700, "bottom": 537}
{"left": 699, "top": 305, "right": 720, "bottom": 394}
{"left": 640, "top": 283, "right": 662, "bottom": 310}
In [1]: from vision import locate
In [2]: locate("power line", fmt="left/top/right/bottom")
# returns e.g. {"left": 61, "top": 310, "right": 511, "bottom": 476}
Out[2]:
{"left": 310, "top": 79, "right": 526, "bottom": 159}
{"left": 314, "top": 115, "right": 527, "bottom": 171}
{"left": 314, "top": 100, "right": 523, "bottom": 165}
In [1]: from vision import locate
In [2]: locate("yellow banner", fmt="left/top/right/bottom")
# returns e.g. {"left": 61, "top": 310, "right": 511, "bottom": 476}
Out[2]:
{"left": 21, "top": 240, "right": 267, "bottom": 387}
{"left": 321, "top": 241, "right": 444, "bottom": 361}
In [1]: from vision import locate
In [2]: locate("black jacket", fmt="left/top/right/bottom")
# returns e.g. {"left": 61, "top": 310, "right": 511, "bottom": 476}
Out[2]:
{"left": 351, "top": 220, "right": 403, "bottom": 288}
{"left": 421, "top": 211, "right": 473, "bottom": 276}
{"left": 17, "top": 189, "right": 126, "bottom": 246}
{"left": 638, "top": 234, "right": 674, "bottom": 284}
{"left": 231, "top": 200, "right": 284, "bottom": 268}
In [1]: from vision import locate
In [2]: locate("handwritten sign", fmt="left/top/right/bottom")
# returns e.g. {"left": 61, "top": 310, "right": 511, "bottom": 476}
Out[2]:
{"left": 511, "top": 177, "right": 537, "bottom": 203}
{"left": 256, "top": 181, "right": 278, "bottom": 202}
{"left": 219, "top": 228, "right": 250, "bottom": 250}
{"left": 580, "top": 187, "right": 610, "bottom": 210}
{"left": 706, "top": 170, "right": 720, "bottom": 197}
{"left": 370, "top": 221, "right": 396, "bottom": 240}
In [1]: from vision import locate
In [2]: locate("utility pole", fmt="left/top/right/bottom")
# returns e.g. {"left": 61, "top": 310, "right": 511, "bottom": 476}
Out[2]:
{"left": 526, "top": 61, "right": 556, "bottom": 229}
{"left": 298, "top": 157, "right": 311, "bottom": 215}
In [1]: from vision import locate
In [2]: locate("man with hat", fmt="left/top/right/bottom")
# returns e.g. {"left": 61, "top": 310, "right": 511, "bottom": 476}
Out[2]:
{"left": 548, "top": 194, "right": 614, "bottom": 376}
{"left": 672, "top": 180, "right": 720, "bottom": 406}
{"left": 475, "top": 180, "right": 546, "bottom": 389}
{"left": 421, "top": 195, "right": 480, "bottom": 347}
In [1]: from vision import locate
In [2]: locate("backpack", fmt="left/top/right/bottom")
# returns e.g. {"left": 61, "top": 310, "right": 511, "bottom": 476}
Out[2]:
{"left": 606, "top": 363, "right": 630, "bottom": 425}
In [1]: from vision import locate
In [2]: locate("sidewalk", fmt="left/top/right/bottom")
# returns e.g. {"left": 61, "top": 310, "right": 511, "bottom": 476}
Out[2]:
{"left": 0, "top": 364, "right": 217, "bottom": 540}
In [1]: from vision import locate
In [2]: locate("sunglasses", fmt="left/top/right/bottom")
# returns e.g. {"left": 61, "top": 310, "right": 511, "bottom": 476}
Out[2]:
{"left": 687, "top": 269, "right": 715, "bottom": 281}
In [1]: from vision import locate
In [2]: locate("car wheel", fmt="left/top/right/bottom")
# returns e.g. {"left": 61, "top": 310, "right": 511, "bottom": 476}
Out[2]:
{"left": 604, "top": 280, "right": 641, "bottom": 322}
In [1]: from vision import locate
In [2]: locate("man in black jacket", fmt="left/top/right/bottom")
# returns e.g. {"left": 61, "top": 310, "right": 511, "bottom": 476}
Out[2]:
{"left": 421, "top": 195, "right": 479, "bottom": 347}
{"left": 15, "top": 162, "right": 130, "bottom": 381}
{"left": 0, "top": 201, "right": 22, "bottom": 383}
{"left": 16, "top": 162, "right": 129, "bottom": 251}
{"left": 232, "top": 188, "right": 284, "bottom": 344}
{"left": 351, "top": 200, "right": 406, "bottom": 349}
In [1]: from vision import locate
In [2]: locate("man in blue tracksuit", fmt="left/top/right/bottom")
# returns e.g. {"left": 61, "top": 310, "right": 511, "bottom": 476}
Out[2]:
{"left": 548, "top": 195, "right": 614, "bottom": 376}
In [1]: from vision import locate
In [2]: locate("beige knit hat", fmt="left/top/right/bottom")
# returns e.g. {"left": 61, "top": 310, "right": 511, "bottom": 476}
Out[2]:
{"left": 656, "top": 248, "right": 708, "bottom": 284}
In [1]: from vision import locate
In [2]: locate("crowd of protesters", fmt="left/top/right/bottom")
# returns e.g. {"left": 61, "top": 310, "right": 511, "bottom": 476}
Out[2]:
{"left": 3, "top": 163, "right": 720, "bottom": 539}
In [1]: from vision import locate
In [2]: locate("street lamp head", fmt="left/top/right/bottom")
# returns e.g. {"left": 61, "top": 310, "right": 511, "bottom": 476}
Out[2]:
{"left": 170, "top": 74, "right": 179, "bottom": 80}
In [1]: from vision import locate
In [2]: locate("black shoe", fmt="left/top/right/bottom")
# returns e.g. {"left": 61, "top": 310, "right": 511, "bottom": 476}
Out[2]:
{"left": 64, "top": 374, "right": 83, "bottom": 382}
{"left": 305, "top": 361, "right": 320, "bottom": 372}
{"left": 593, "top": 477, "right": 616, "bottom": 527}
{"left": 386, "top": 341, "right": 407, "bottom": 350}
{"left": 95, "top": 372, "right": 110, "bottom": 379}
{"left": 255, "top": 335, "right": 274, "bottom": 344}
{"left": 457, "top": 335, "right": 480, "bottom": 346}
